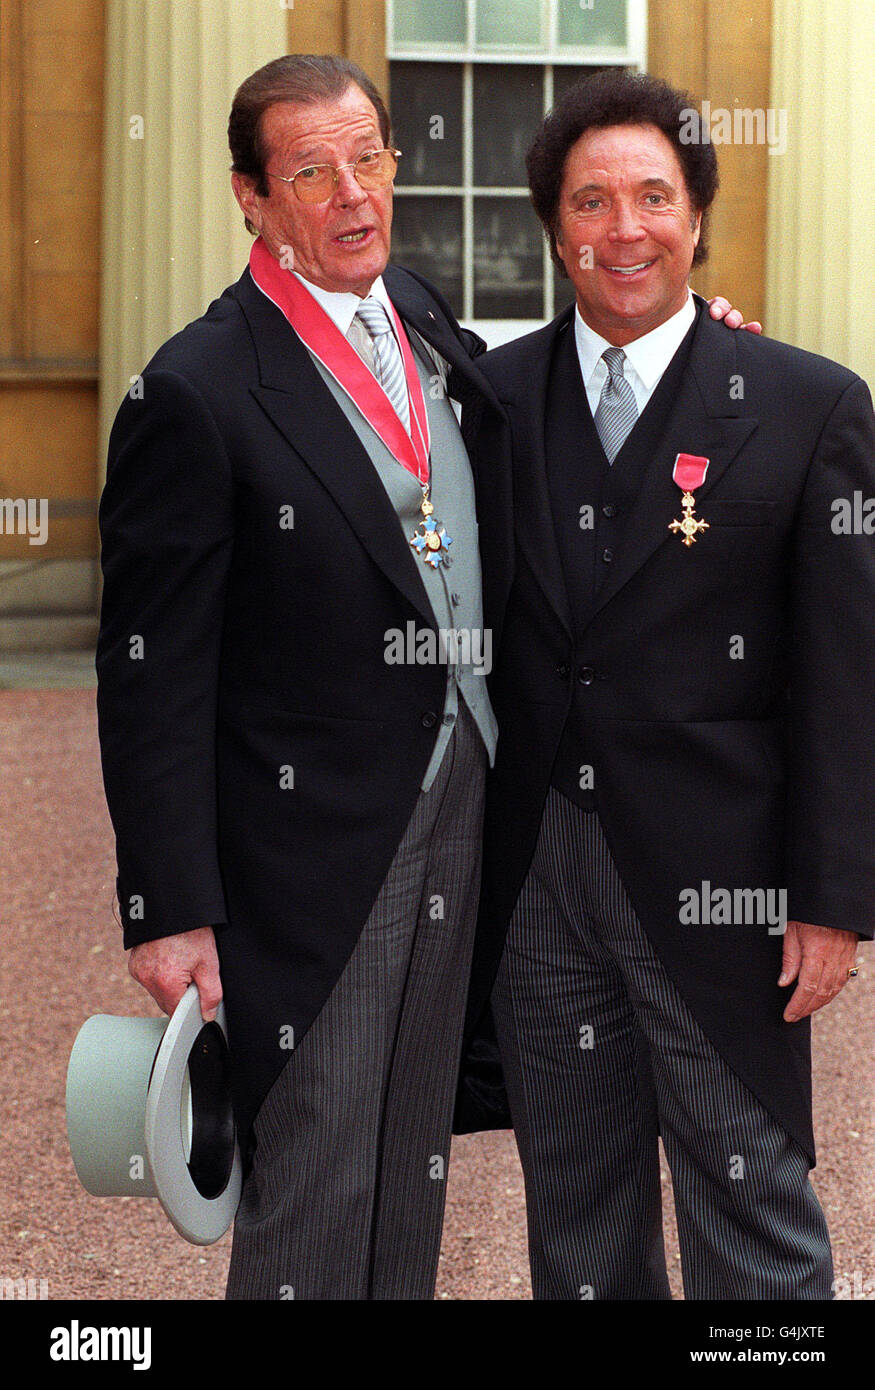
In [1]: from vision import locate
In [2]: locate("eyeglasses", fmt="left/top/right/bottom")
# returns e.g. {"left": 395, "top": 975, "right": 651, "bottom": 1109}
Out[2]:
{"left": 265, "top": 148, "right": 402, "bottom": 203}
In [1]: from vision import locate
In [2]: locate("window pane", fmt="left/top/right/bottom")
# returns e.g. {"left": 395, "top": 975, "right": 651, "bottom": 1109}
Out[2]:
{"left": 390, "top": 197, "right": 464, "bottom": 318}
{"left": 390, "top": 63, "right": 463, "bottom": 186}
{"left": 474, "top": 198, "right": 543, "bottom": 318}
{"left": 558, "top": 0, "right": 627, "bottom": 47}
{"left": 473, "top": 66, "right": 542, "bottom": 187}
{"left": 476, "top": 0, "right": 543, "bottom": 47}
{"left": 392, "top": 0, "right": 466, "bottom": 46}
{"left": 552, "top": 64, "right": 610, "bottom": 106}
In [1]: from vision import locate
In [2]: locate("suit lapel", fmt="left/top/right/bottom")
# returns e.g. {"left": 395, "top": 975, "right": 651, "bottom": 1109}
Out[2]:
{"left": 500, "top": 311, "right": 576, "bottom": 641}
{"left": 583, "top": 297, "right": 759, "bottom": 625}
{"left": 383, "top": 264, "right": 498, "bottom": 405}
{"left": 384, "top": 263, "right": 513, "bottom": 624}
{"left": 383, "top": 264, "right": 505, "bottom": 501}
{"left": 236, "top": 268, "right": 436, "bottom": 629}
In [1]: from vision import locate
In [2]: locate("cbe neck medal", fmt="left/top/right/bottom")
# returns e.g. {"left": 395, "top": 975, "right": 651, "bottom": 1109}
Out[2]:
{"left": 410, "top": 484, "right": 453, "bottom": 569}
{"left": 669, "top": 453, "right": 710, "bottom": 546}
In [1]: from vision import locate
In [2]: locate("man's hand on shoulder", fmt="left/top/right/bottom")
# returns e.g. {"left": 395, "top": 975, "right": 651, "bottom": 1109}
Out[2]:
{"left": 779, "top": 920, "right": 861, "bottom": 1022}
{"left": 128, "top": 925, "right": 222, "bottom": 1023}
{"left": 708, "top": 295, "right": 763, "bottom": 334}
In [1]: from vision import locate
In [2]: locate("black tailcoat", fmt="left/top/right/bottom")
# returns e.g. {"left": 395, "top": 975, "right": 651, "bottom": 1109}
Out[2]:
{"left": 96, "top": 263, "right": 511, "bottom": 1170}
{"left": 455, "top": 296, "right": 875, "bottom": 1162}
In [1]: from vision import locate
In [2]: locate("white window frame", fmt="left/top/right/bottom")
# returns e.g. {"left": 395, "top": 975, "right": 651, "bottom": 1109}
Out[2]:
{"left": 388, "top": 0, "right": 647, "bottom": 65}
{"left": 388, "top": 1, "right": 647, "bottom": 344}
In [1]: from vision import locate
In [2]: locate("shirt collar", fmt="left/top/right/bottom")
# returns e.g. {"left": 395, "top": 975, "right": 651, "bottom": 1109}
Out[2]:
{"left": 291, "top": 270, "right": 394, "bottom": 335}
{"left": 574, "top": 289, "right": 696, "bottom": 389}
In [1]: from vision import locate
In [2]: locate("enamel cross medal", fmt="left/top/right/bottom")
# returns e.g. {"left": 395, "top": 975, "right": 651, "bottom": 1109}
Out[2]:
{"left": 410, "top": 484, "right": 453, "bottom": 569}
{"left": 669, "top": 453, "right": 710, "bottom": 546}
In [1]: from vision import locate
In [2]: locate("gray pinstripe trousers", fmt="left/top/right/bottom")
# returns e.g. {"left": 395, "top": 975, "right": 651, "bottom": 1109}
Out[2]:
{"left": 225, "top": 701, "right": 486, "bottom": 1300}
{"left": 491, "top": 787, "right": 833, "bottom": 1301}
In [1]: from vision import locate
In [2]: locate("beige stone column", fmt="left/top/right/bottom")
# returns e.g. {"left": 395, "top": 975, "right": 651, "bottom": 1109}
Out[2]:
{"left": 766, "top": 0, "right": 875, "bottom": 383}
{"left": 98, "top": 0, "right": 287, "bottom": 485}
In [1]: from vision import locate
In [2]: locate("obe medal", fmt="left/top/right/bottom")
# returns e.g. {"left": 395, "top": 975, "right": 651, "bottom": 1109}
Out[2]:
{"left": 669, "top": 453, "right": 710, "bottom": 546}
{"left": 410, "top": 489, "right": 453, "bottom": 569}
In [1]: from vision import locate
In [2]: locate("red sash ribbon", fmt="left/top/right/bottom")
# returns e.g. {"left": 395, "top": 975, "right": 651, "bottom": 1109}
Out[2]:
{"left": 249, "top": 236, "right": 430, "bottom": 483}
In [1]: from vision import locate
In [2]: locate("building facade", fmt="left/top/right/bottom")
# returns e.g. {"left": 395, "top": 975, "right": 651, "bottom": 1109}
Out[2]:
{"left": 0, "top": 0, "right": 871, "bottom": 652}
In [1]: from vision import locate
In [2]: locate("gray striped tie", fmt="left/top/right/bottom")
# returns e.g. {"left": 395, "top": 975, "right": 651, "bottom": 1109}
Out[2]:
{"left": 354, "top": 297, "right": 411, "bottom": 434}
{"left": 593, "top": 347, "right": 639, "bottom": 464}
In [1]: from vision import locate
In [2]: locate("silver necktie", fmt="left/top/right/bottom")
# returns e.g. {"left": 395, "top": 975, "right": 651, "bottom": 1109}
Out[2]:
{"left": 593, "top": 346, "right": 639, "bottom": 464}
{"left": 353, "top": 296, "right": 411, "bottom": 434}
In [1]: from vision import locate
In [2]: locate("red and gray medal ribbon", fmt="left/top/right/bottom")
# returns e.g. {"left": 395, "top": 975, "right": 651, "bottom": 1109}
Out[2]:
{"left": 669, "top": 453, "right": 710, "bottom": 546}
{"left": 249, "top": 236, "right": 430, "bottom": 480}
{"left": 249, "top": 237, "right": 452, "bottom": 568}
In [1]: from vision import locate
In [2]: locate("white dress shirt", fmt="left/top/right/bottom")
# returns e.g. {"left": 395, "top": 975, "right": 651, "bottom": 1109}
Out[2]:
{"left": 291, "top": 270, "right": 397, "bottom": 340}
{"left": 251, "top": 266, "right": 399, "bottom": 371}
{"left": 290, "top": 270, "right": 459, "bottom": 422}
{"left": 574, "top": 289, "right": 696, "bottom": 418}
{"left": 288, "top": 272, "right": 412, "bottom": 428}
{"left": 252, "top": 262, "right": 459, "bottom": 422}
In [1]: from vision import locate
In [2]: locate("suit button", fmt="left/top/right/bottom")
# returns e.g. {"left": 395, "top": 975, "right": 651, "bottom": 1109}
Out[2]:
{"left": 578, "top": 666, "right": 596, "bottom": 685}
{"left": 556, "top": 664, "right": 570, "bottom": 680}
{"left": 602, "top": 503, "right": 617, "bottom": 517}
{"left": 421, "top": 711, "right": 438, "bottom": 728}
{"left": 602, "top": 547, "right": 614, "bottom": 563}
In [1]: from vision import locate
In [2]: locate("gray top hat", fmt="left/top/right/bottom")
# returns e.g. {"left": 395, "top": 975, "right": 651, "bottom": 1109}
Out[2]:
{"left": 66, "top": 984, "right": 242, "bottom": 1245}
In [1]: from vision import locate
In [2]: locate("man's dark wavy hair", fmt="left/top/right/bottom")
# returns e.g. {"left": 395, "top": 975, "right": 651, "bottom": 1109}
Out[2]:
{"left": 526, "top": 68, "right": 719, "bottom": 274}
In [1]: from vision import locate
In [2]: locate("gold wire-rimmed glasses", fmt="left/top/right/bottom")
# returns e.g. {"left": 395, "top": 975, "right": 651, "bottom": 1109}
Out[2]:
{"left": 265, "top": 148, "right": 402, "bottom": 203}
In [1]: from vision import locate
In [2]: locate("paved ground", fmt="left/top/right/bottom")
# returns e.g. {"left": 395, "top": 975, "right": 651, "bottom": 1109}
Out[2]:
{"left": 1, "top": 674, "right": 872, "bottom": 1300}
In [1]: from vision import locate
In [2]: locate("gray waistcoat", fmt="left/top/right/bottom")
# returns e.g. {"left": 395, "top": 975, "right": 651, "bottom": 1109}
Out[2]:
{"left": 307, "top": 329, "right": 497, "bottom": 789}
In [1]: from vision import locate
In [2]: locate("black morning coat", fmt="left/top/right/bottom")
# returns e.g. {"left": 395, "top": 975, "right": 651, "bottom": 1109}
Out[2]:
{"left": 453, "top": 294, "right": 875, "bottom": 1164}
{"left": 95, "top": 262, "right": 512, "bottom": 1173}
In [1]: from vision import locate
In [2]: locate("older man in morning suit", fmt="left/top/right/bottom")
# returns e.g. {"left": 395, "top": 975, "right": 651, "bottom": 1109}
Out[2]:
{"left": 95, "top": 53, "right": 515, "bottom": 1301}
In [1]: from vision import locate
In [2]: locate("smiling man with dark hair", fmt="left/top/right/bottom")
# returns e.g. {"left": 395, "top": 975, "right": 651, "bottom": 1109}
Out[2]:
{"left": 461, "top": 68, "right": 875, "bottom": 1300}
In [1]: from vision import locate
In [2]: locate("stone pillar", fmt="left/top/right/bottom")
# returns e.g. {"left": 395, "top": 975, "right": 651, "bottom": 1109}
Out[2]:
{"left": 766, "top": 0, "right": 874, "bottom": 383}
{"left": 98, "top": 0, "right": 287, "bottom": 485}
